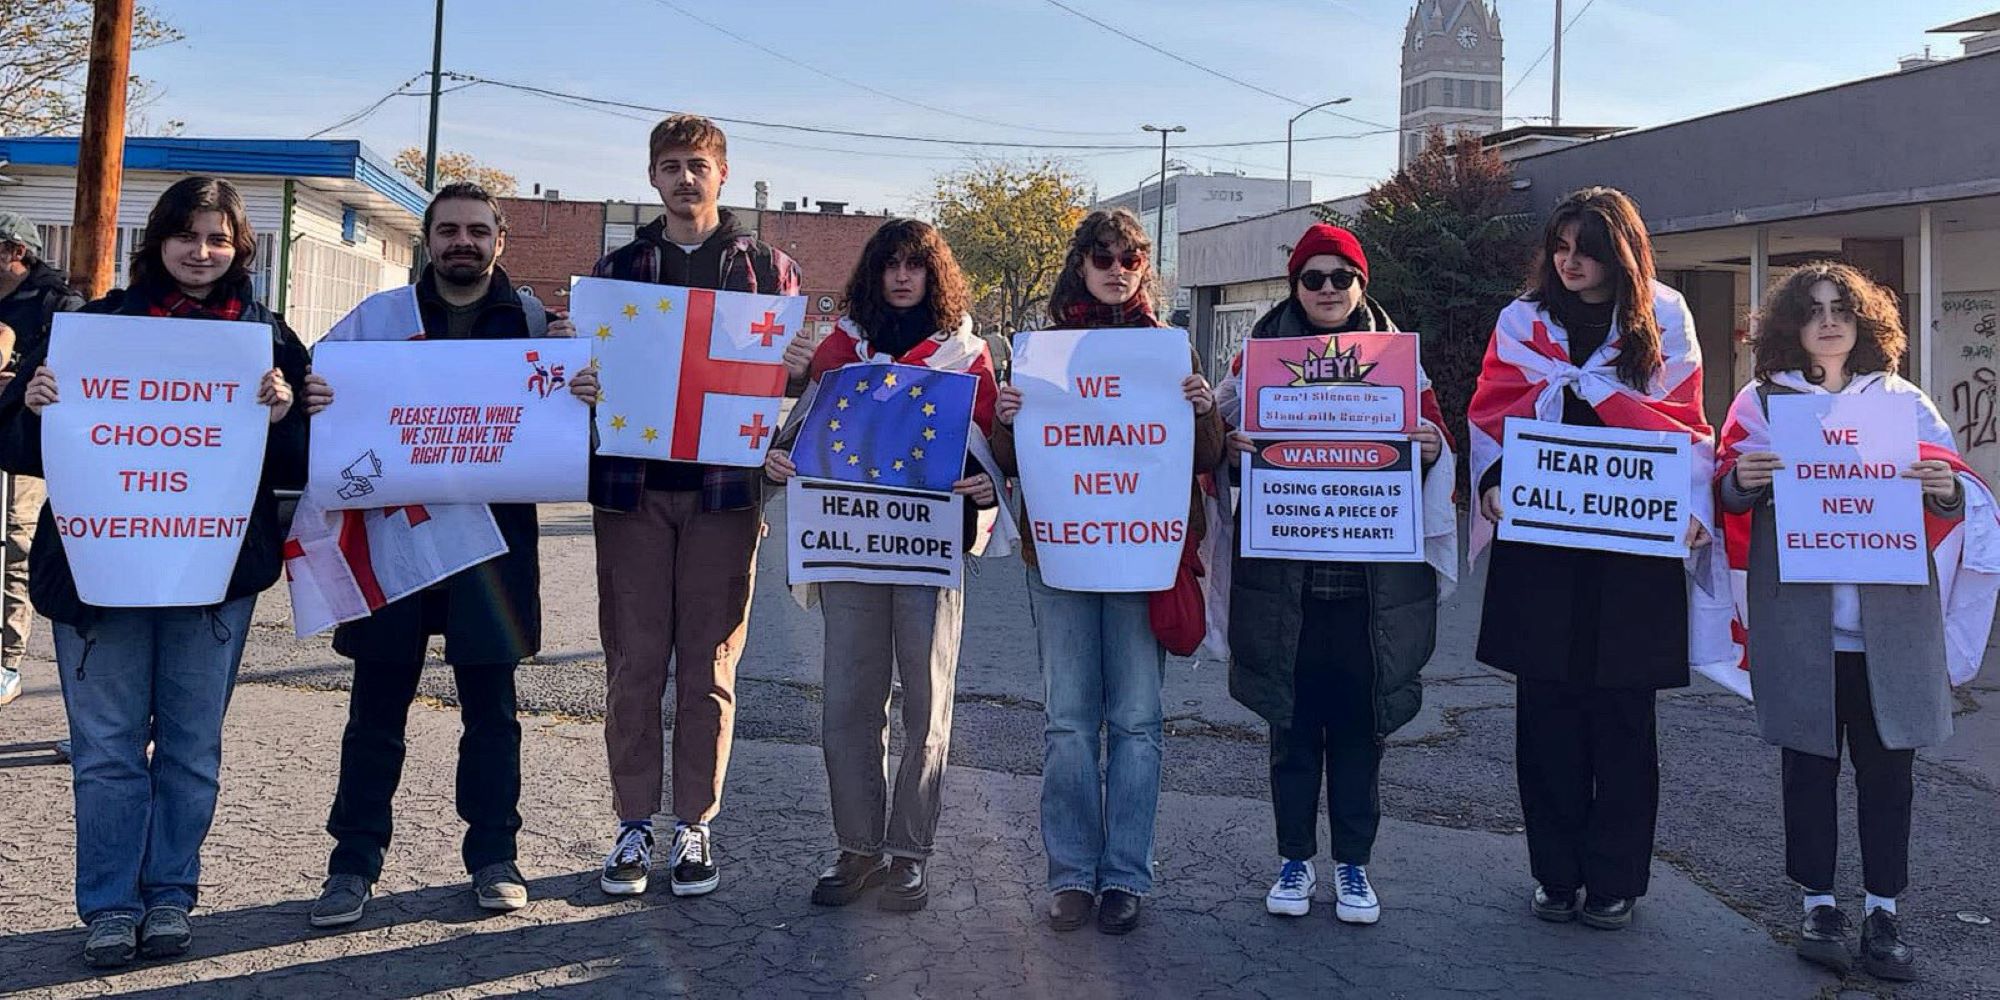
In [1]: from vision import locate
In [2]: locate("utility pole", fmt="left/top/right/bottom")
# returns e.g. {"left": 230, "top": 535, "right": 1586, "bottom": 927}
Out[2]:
{"left": 71, "top": 0, "right": 135, "bottom": 300}
{"left": 1551, "top": 0, "right": 1564, "bottom": 127}
{"left": 1285, "top": 97, "right": 1350, "bottom": 208}
{"left": 1139, "top": 124, "right": 1185, "bottom": 260}
{"left": 423, "top": 0, "right": 446, "bottom": 190}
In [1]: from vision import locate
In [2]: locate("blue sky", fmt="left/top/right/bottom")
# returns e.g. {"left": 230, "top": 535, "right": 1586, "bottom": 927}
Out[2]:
{"left": 130, "top": 0, "right": 1994, "bottom": 212}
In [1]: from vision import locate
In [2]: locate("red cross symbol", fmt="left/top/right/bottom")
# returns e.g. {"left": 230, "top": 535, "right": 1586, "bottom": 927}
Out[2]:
{"left": 738, "top": 412, "right": 772, "bottom": 449}
{"left": 750, "top": 311, "right": 786, "bottom": 347}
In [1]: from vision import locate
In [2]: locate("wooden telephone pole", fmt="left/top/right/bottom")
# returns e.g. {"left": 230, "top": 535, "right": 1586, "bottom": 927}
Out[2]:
{"left": 71, "top": 0, "right": 135, "bottom": 300}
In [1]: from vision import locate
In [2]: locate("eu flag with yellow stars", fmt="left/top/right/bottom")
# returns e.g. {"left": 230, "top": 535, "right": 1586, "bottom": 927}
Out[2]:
{"left": 791, "top": 362, "right": 978, "bottom": 494}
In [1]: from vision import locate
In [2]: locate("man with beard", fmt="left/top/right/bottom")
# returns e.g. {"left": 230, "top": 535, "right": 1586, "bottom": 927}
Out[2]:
{"left": 301, "top": 183, "right": 596, "bottom": 928}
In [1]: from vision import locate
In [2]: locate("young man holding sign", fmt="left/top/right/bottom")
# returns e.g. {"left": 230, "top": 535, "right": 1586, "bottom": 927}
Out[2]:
{"left": 1717, "top": 263, "right": 1999, "bottom": 981}
{"left": 0, "top": 178, "right": 306, "bottom": 967}
{"left": 591, "top": 115, "right": 808, "bottom": 901}
{"left": 301, "top": 183, "right": 595, "bottom": 928}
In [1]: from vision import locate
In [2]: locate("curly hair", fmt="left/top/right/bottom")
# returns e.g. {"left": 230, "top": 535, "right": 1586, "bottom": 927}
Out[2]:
{"left": 841, "top": 218, "right": 971, "bottom": 338}
{"left": 1525, "top": 186, "right": 1661, "bottom": 391}
{"left": 1751, "top": 260, "right": 1906, "bottom": 383}
{"left": 1047, "top": 209, "right": 1159, "bottom": 323}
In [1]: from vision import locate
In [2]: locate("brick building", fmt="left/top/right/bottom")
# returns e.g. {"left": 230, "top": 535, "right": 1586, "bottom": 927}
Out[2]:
{"left": 496, "top": 196, "right": 606, "bottom": 306}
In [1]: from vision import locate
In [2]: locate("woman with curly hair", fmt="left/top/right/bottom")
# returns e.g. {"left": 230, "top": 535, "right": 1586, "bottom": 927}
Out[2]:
{"left": 1716, "top": 261, "right": 2000, "bottom": 982}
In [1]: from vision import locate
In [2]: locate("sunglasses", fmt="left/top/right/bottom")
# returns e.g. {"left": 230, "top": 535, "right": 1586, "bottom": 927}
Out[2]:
{"left": 1298, "top": 268, "right": 1361, "bottom": 292}
{"left": 1086, "top": 248, "right": 1147, "bottom": 273}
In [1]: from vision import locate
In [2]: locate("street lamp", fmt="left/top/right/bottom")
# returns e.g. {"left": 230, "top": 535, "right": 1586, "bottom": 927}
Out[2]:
{"left": 1140, "top": 124, "right": 1186, "bottom": 257}
{"left": 1285, "top": 97, "right": 1351, "bottom": 207}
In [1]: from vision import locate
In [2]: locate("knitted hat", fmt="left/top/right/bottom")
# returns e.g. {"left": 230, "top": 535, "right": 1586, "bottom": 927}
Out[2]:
{"left": 1287, "top": 223, "right": 1367, "bottom": 285}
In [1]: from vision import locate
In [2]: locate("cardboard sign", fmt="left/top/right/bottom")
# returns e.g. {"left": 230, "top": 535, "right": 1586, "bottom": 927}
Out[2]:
{"left": 786, "top": 478, "right": 964, "bottom": 589}
{"left": 1498, "top": 418, "right": 1692, "bottom": 558}
{"left": 1240, "top": 436, "right": 1423, "bottom": 562}
{"left": 1768, "top": 392, "right": 1926, "bottom": 584}
{"left": 1241, "top": 332, "right": 1420, "bottom": 434}
{"left": 572, "top": 275, "right": 804, "bottom": 467}
{"left": 42, "top": 314, "right": 272, "bottom": 607}
{"left": 1011, "top": 327, "right": 1194, "bottom": 592}
{"left": 307, "top": 339, "right": 591, "bottom": 508}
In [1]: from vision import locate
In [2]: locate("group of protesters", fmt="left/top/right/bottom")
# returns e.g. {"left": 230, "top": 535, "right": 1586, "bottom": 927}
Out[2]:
{"left": 0, "top": 112, "right": 1989, "bottom": 986}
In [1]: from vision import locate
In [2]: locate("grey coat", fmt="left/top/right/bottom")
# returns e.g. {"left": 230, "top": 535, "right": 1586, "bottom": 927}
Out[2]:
{"left": 1720, "top": 381, "right": 1957, "bottom": 757}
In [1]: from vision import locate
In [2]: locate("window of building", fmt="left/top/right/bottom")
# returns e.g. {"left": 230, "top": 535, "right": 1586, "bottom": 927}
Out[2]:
{"left": 1442, "top": 78, "right": 1455, "bottom": 106}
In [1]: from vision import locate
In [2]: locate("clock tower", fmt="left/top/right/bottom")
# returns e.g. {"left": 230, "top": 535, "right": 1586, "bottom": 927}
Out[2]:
{"left": 1398, "top": 0, "right": 1504, "bottom": 167}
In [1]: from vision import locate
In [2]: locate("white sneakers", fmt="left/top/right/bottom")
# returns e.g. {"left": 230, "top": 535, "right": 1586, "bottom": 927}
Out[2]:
{"left": 1266, "top": 859, "right": 1381, "bottom": 923}
{"left": 1266, "top": 859, "right": 1316, "bottom": 916}
{"left": 1333, "top": 862, "right": 1380, "bottom": 925}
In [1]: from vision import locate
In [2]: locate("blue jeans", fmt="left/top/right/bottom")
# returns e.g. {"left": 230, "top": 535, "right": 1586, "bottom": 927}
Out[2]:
{"left": 55, "top": 597, "right": 254, "bottom": 922}
{"left": 1027, "top": 568, "right": 1166, "bottom": 896}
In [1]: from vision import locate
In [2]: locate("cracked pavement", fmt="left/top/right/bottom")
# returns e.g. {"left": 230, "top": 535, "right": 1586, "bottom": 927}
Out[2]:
{"left": 1, "top": 502, "right": 1995, "bottom": 998}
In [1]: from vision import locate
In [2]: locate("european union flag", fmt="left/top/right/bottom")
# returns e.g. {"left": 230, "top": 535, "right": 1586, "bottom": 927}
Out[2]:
{"left": 791, "top": 362, "right": 977, "bottom": 493}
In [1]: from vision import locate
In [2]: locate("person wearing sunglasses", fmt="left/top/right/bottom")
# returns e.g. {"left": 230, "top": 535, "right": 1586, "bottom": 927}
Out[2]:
{"left": 1214, "top": 223, "right": 1449, "bottom": 926}
{"left": 990, "top": 209, "right": 1224, "bottom": 935}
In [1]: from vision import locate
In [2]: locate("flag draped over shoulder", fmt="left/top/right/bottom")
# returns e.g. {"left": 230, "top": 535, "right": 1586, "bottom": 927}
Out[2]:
{"left": 283, "top": 286, "right": 508, "bottom": 637}
{"left": 1712, "top": 370, "right": 2000, "bottom": 693}
{"left": 1464, "top": 281, "right": 1735, "bottom": 674}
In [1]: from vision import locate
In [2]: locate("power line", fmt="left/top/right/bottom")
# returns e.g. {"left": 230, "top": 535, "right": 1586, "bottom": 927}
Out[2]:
{"left": 1504, "top": 0, "right": 1598, "bottom": 100}
{"left": 309, "top": 72, "right": 428, "bottom": 138}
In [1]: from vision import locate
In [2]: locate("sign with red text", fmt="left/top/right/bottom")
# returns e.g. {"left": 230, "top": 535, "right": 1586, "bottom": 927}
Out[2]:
{"left": 1769, "top": 392, "right": 1926, "bottom": 584}
{"left": 1011, "top": 327, "right": 1193, "bottom": 591}
{"left": 572, "top": 275, "right": 804, "bottom": 467}
{"left": 786, "top": 478, "right": 964, "bottom": 588}
{"left": 1498, "top": 418, "right": 1692, "bottom": 559}
{"left": 307, "top": 339, "right": 591, "bottom": 508}
{"left": 42, "top": 314, "right": 272, "bottom": 607}
{"left": 1241, "top": 332, "right": 1419, "bottom": 434}
{"left": 1240, "top": 436, "right": 1423, "bottom": 561}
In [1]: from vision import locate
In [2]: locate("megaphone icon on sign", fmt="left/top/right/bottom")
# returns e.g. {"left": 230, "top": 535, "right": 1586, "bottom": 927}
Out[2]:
{"left": 336, "top": 450, "right": 382, "bottom": 501}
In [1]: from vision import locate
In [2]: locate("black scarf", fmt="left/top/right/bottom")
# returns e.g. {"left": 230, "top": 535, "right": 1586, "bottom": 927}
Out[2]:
{"left": 867, "top": 305, "right": 934, "bottom": 358}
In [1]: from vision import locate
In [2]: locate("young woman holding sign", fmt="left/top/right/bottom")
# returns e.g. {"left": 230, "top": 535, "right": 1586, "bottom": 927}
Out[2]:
{"left": 1467, "top": 187, "right": 1724, "bottom": 931}
{"left": 1717, "top": 262, "right": 1996, "bottom": 980}
{"left": 0, "top": 176, "right": 307, "bottom": 967}
{"left": 1214, "top": 223, "right": 1452, "bottom": 924}
{"left": 990, "top": 209, "right": 1223, "bottom": 934}
{"left": 763, "top": 219, "right": 998, "bottom": 911}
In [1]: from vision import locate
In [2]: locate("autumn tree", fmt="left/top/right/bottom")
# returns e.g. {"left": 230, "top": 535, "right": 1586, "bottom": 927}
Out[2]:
{"left": 394, "top": 148, "right": 519, "bottom": 197}
{"left": 0, "top": 2, "right": 183, "bottom": 137}
{"left": 931, "top": 160, "right": 1090, "bottom": 335}
{"left": 1322, "top": 128, "right": 1536, "bottom": 490}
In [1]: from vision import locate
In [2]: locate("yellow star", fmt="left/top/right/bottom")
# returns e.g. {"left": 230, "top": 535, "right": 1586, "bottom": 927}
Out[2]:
{"left": 883, "top": 372, "right": 899, "bottom": 388}
{"left": 832, "top": 440, "right": 845, "bottom": 452}
{"left": 892, "top": 459, "right": 905, "bottom": 471}
{"left": 641, "top": 427, "right": 659, "bottom": 443}
{"left": 922, "top": 427, "right": 936, "bottom": 441}
{"left": 595, "top": 324, "right": 613, "bottom": 340}
{"left": 921, "top": 403, "right": 936, "bottom": 416}
{"left": 609, "top": 414, "right": 628, "bottom": 431}
{"left": 908, "top": 385, "right": 924, "bottom": 398}
{"left": 847, "top": 454, "right": 860, "bottom": 466}
{"left": 622, "top": 303, "right": 639, "bottom": 320}
{"left": 827, "top": 419, "right": 842, "bottom": 431}
{"left": 836, "top": 398, "right": 850, "bottom": 410}
{"left": 911, "top": 446, "right": 925, "bottom": 460}
{"left": 868, "top": 468, "right": 881, "bottom": 479}
{"left": 657, "top": 297, "right": 674, "bottom": 313}
{"left": 854, "top": 379, "right": 871, "bottom": 392}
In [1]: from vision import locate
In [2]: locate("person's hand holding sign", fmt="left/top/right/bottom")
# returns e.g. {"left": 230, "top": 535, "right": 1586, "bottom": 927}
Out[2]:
{"left": 568, "top": 362, "right": 601, "bottom": 406}
{"left": 1733, "top": 451, "right": 1783, "bottom": 490}
{"left": 258, "top": 368, "right": 294, "bottom": 423}
{"left": 1409, "top": 424, "right": 1442, "bottom": 465}
{"left": 1181, "top": 373, "right": 1214, "bottom": 415}
{"left": 302, "top": 372, "right": 334, "bottom": 416}
{"left": 782, "top": 328, "right": 815, "bottom": 380}
{"left": 1480, "top": 486, "right": 1503, "bottom": 524}
{"left": 1685, "top": 519, "right": 1711, "bottom": 548}
{"left": 1226, "top": 430, "right": 1255, "bottom": 454}
{"left": 1902, "top": 458, "right": 1963, "bottom": 504}
{"left": 995, "top": 385, "right": 1023, "bottom": 426}
{"left": 953, "top": 472, "right": 997, "bottom": 507}
{"left": 547, "top": 315, "right": 577, "bottom": 338}
{"left": 764, "top": 448, "right": 796, "bottom": 485}
{"left": 23, "top": 366, "right": 58, "bottom": 415}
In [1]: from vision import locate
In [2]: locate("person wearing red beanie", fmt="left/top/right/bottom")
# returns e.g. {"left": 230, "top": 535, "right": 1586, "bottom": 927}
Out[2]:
{"left": 1287, "top": 223, "right": 1369, "bottom": 287}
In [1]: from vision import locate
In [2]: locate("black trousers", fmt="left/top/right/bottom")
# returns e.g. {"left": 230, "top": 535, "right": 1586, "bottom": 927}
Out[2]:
{"left": 1270, "top": 594, "right": 1383, "bottom": 865}
{"left": 1782, "top": 652, "right": 1915, "bottom": 898}
{"left": 1515, "top": 679, "right": 1659, "bottom": 899}
{"left": 327, "top": 659, "right": 522, "bottom": 881}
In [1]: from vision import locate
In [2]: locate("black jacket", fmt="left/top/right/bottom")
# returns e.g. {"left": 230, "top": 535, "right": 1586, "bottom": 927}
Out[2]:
{"left": 330, "top": 266, "right": 553, "bottom": 666}
{"left": 0, "top": 284, "right": 310, "bottom": 627}
{"left": 0, "top": 261, "right": 87, "bottom": 360}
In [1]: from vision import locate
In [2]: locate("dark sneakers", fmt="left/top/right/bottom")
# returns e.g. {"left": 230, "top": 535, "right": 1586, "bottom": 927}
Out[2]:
{"left": 1579, "top": 894, "right": 1635, "bottom": 930}
{"left": 138, "top": 906, "right": 192, "bottom": 959}
{"left": 1797, "top": 905, "right": 1857, "bottom": 974}
{"left": 1532, "top": 886, "right": 1579, "bottom": 923}
{"left": 1097, "top": 889, "right": 1142, "bottom": 935}
{"left": 1048, "top": 890, "right": 1094, "bottom": 931}
{"left": 811, "top": 852, "right": 888, "bottom": 907}
{"left": 879, "top": 857, "right": 928, "bottom": 912}
{"left": 1860, "top": 909, "right": 1918, "bottom": 981}
{"left": 601, "top": 826, "right": 654, "bottom": 896}
{"left": 82, "top": 915, "right": 137, "bottom": 968}
{"left": 310, "top": 874, "right": 374, "bottom": 929}
{"left": 669, "top": 824, "right": 719, "bottom": 897}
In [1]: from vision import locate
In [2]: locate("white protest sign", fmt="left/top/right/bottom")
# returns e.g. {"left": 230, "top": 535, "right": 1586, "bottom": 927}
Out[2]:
{"left": 787, "top": 478, "right": 963, "bottom": 589}
{"left": 42, "top": 314, "right": 272, "bottom": 607}
{"left": 1240, "top": 436, "right": 1423, "bottom": 562}
{"left": 1768, "top": 392, "right": 1926, "bottom": 584}
{"left": 307, "top": 339, "right": 591, "bottom": 508}
{"left": 1498, "top": 418, "right": 1691, "bottom": 558}
{"left": 1012, "top": 327, "right": 1193, "bottom": 592}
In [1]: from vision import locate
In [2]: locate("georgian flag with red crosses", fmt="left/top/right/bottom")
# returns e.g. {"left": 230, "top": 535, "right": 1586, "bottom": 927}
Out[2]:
{"left": 573, "top": 275, "right": 807, "bottom": 466}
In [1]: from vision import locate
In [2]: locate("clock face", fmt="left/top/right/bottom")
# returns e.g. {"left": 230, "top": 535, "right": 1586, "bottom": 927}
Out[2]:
{"left": 1458, "top": 26, "right": 1478, "bottom": 48}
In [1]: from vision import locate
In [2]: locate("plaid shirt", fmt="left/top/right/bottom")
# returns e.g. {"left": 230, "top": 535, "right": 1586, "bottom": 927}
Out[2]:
{"left": 587, "top": 214, "right": 803, "bottom": 513}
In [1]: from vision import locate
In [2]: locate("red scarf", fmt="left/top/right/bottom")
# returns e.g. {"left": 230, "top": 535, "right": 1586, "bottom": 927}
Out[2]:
{"left": 144, "top": 283, "right": 247, "bottom": 322}
{"left": 1058, "top": 295, "right": 1159, "bottom": 330}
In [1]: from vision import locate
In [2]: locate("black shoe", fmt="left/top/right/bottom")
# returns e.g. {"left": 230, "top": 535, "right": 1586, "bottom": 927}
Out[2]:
{"left": 1048, "top": 890, "right": 1094, "bottom": 931}
{"left": 1532, "top": 886, "right": 1579, "bottom": 923}
{"left": 1860, "top": 909, "right": 1918, "bottom": 981}
{"left": 811, "top": 852, "right": 888, "bottom": 907}
{"left": 879, "top": 857, "right": 928, "bottom": 912}
{"left": 138, "top": 905, "right": 192, "bottom": 958}
{"left": 1796, "top": 905, "right": 1856, "bottom": 974}
{"left": 668, "top": 824, "right": 719, "bottom": 897}
{"left": 1579, "top": 894, "right": 1635, "bottom": 930}
{"left": 1096, "top": 889, "right": 1142, "bottom": 935}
